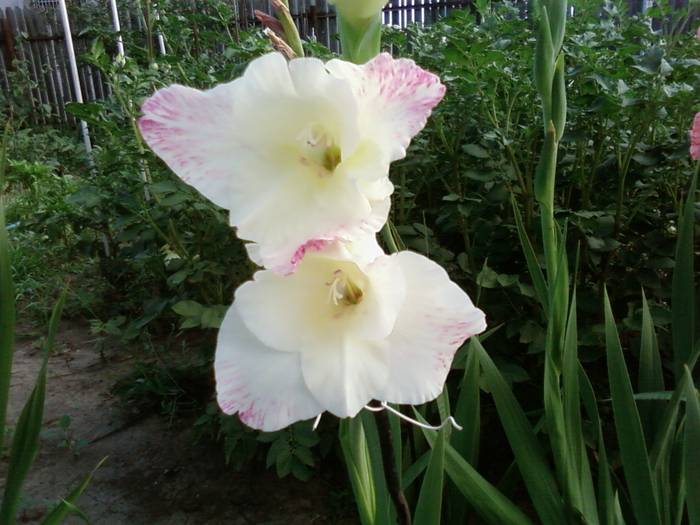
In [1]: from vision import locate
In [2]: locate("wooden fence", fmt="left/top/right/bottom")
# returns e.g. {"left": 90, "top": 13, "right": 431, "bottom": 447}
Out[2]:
{"left": 0, "top": 0, "right": 472, "bottom": 125}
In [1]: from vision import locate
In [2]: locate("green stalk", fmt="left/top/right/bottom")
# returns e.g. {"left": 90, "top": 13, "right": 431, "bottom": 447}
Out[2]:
{"left": 273, "top": 0, "right": 304, "bottom": 58}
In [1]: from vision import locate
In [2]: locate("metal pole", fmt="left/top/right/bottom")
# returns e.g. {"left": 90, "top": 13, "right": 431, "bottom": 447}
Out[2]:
{"left": 154, "top": 8, "right": 166, "bottom": 55}
{"left": 57, "top": 0, "right": 92, "bottom": 159}
{"left": 108, "top": 0, "right": 125, "bottom": 57}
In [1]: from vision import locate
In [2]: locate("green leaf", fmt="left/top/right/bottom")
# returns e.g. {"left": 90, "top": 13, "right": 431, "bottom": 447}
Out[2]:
{"left": 562, "top": 293, "right": 599, "bottom": 524}
{"left": 672, "top": 173, "right": 697, "bottom": 379}
{"left": 452, "top": 341, "right": 480, "bottom": 466}
{"left": 40, "top": 457, "right": 107, "bottom": 525}
{"left": 415, "top": 410, "right": 533, "bottom": 525}
{"left": 413, "top": 427, "right": 446, "bottom": 525}
{"left": 683, "top": 367, "right": 700, "bottom": 525}
{"left": 511, "top": 196, "right": 549, "bottom": 313}
{"left": 603, "top": 289, "right": 661, "bottom": 525}
{"left": 338, "top": 414, "right": 392, "bottom": 525}
{"left": 172, "top": 300, "right": 203, "bottom": 317}
{"left": 1, "top": 290, "right": 66, "bottom": 525}
{"left": 463, "top": 143, "right": 490, "bottom": 158}
{"left": 648, "top": 374, "right": 688, "bottom": 475}
{"left": 401, "top": 451, "right": 430, "bottom": 490}
{"left": 638, "top": 290, "right": 665, "bottom": 444}
{"left": 0, "top": 362, "right": 47, "bottom": 525}
{"left": 474, "top": 339, "right": 567, "bottom": 524}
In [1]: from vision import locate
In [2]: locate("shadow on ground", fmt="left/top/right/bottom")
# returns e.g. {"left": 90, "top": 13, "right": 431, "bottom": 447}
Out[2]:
{"left": 4, "top": 321, "right": 357, "bottom": 525}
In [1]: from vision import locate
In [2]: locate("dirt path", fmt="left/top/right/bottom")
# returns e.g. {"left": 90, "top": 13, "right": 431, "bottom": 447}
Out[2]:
{"left": 4, "top": 321, "right": 356, "bottom": 524}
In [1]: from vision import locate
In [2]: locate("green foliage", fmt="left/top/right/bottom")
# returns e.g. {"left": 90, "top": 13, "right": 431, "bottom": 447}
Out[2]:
{"left": 5, "top": 0, "right": 700, "bottom": 518}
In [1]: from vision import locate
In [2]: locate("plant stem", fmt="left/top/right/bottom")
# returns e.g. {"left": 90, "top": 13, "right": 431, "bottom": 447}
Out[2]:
{"left": 374, "top": 406, "right": 412, "bottom": 525}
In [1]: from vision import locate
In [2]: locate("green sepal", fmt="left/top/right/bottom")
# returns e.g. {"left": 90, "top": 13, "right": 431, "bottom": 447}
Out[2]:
{"left": 534, "top": 122, "right": 558, "bottom": 208}
{"left": 551, "top": 53, "right": 567, "bottom": 142}
{"left": 338, "top": 14, "right": 382, "bottom": 64}
{"left": 534, "top": 5, "right": 554, "bottom": 125}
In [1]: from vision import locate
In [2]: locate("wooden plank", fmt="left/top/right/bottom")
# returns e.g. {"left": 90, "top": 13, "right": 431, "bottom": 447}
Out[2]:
{"left": 1, "top": 9, "right": 16, "bottom": 69}
{"left": 6, "top": 7, "right": 40, "bottom": 123}
{"left": 43, "top": 9, "right": 68, "bottom": 123}
{"left": 0, "top": 49, "right": 10, "bottom": 101}
{"left": 19, "top": 6, "right": 51, "bottom": 120}
{"left": 27, "top": 8, "right": 61, "bottom": 122}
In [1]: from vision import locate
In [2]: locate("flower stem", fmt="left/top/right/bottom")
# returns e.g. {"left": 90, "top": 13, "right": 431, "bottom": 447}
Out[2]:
{"left": 373, "top": 405, "right": 412, "bottom": 525}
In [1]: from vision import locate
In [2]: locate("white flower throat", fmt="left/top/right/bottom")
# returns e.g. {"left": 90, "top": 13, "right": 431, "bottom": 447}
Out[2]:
{"left": 327, "top": 269, "right": 364, "bottom": 306}
{"left": 299, "top": 123, "right": 342, "bottom": 175}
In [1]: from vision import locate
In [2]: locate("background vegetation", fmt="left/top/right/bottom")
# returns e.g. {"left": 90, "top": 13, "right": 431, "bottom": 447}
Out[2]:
{"left": 1, "top": 0, "right": 699, "bottom": 521}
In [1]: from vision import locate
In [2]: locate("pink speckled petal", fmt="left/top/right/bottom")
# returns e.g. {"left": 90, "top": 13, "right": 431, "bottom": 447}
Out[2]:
{"left": 138, "top": 82, "right": 241, "bottom": 210}
{"left": 247, "top": 196, "right": 390, "bottom": 274}
{"left": 215, "top": 306, "right": 322, "bottom": 432}
{"left": 690, "top": 112, "right": 700, "bottom": 161}
{"left": 328, "top": 53, "right": 445, "bottom": 162}
{"left": 378, "top": 251, "right": 486, "bottom": 405}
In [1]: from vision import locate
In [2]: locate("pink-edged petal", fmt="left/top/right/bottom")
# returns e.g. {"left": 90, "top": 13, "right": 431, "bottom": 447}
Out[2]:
{"left": 327, "top": 53, "right": 446, "bottom": 162}
{"left": 249, "top": 196, "right": 390, "bottom": 274}
{"left": 691, "top": 112, "right": 700, "bottom": 161}
{"left": 378, "top": 251, "right": 486, "bottom": 405}
{"left": 301, "top": 337, "right": 390, "bottom": 418}
{"left": 215, "top": 306, "right": 322, "bottom": 432}
{"left": 139, "top": 82, "right": 240, "bottom": 209}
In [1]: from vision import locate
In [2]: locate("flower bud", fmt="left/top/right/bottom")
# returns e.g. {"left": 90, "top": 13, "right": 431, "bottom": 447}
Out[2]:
{"left": 329, "top": 0, "right": 387, "bottom": 23}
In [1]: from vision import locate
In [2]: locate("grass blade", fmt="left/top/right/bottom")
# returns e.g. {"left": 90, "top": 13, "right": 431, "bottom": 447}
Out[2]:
{"left": 683, "top": 366, "right": 700, "bottom": 525}
{"left": 0, "top": 289, "right": 66, "bottom": 525}
{"left": 0, "top": 121, "right": 15, "bottom": 449}
{"left": 40, "top": 457, "right": 107, "bottom": 525}
{"left": 603, "top": 289, "right": 661, "bottom": 525}
{"left": 413, "top": 427, "right": 446, "bottom": 525}
{"left": 415, "top": 410, "right": 533, "bottom": 525}
{"left": 0, "top": 359, "right": 48, "bottom": 525}
{"left": 672, "top": 173, "right": 697, "bottom": 380}
{"left": 474, "top": 339, "right": 567, "bottom": 524}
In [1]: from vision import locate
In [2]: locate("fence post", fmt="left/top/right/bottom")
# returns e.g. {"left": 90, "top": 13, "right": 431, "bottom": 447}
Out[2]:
{"left": 1, "top": 11, "right": 15, "bottom": 70}
{"left": 57, "top": 0, "right": 93, "bottom": 159}
{"left": 108, "top": 0, "right": 125, "bottom": 57}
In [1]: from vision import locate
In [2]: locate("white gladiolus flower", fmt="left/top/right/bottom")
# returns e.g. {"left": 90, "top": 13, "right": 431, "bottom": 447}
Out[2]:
{"left": 329, "top": 0, "right": 388, "bottom": 20}
{"left": 139, "top": 52, "right": 445, "bottom": 274}
{"left": 215, "top": 238, "right": 486, "bottom": 431}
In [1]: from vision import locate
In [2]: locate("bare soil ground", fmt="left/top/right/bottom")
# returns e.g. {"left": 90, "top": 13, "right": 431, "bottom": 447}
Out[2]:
{"left": 4, "top": 321, "right": 356, "bottom": 524}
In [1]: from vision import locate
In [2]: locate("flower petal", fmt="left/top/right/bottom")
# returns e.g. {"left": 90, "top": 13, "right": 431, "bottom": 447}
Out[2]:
{"left": 141, "top": 52, "right": 396, "bottom": 272}
{"left": 378, "top": 251, "right": 486, "bottom": 405}
{"left": 302, "top": 337, "right": 390, "bottom": 418}
{"left": 234, "top": 264, "right": 325, "bottom": 353}
{"left": 138, "top": 82, "right": 241, "bottom": 209}
{"left": 327, "top": 53, "right": 446, "bottom": 162}
{"left": 236, "top": 235, "right": 392, "bottom": 352}
{"left": 215, "top": 306, "right": 322, "bottom": 431}
{"left": 691, "top": 112, "right": 700, "bottom": 161}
